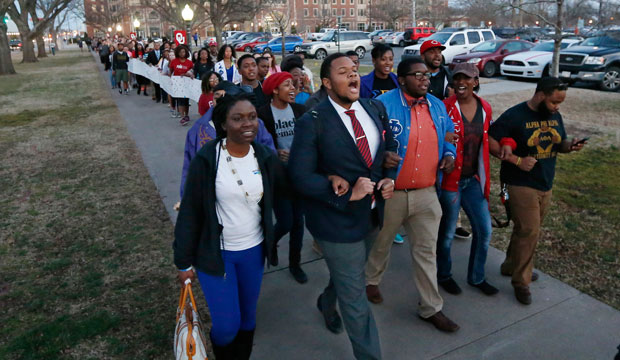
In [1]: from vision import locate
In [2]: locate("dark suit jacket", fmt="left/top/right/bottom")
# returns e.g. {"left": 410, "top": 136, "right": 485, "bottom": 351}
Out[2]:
{"left": 288, "top": 97, "right": 397, "bottom": 243}
{"left": 146, "top": 49, "right": 161, "bottom": 66}
{"left": 257, "top": 102, "right": 307, "bottom": 149}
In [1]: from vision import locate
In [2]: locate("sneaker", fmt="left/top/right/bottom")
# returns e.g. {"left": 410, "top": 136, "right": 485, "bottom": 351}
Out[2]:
{"left": 470, "top": 280, "right": 499, "bottom": 296}
{"left": 180, "top": 116, "right": 190, "bottom": 126}
{"left": 119, "top": 88, "right": 122, "bottom": 94}
{"left": 124, "top": 89, "right": 129, "bottom": 95}
{"left": 454, "top": 227, "right": 472, "bottom": 240}
{"left": 438, "top": 278, "right": 462, "bottom": 295}
{"left": 171, "top": 110, "right": 177, "bottom": 118}
{"left": 393, "top": 233, "right": 404, "bottom": 244}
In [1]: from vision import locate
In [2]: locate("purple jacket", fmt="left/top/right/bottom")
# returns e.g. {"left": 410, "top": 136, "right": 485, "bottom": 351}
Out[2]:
{"left": 180, "top": 108, "right": 276, "bottom": 198}
{"left": 360, "top": 70, "right": 399, "bottom": 99}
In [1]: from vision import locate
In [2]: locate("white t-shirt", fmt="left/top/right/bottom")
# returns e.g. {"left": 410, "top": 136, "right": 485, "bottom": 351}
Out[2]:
{"left": 215, "top": 144, "right": 264, "bottom": 251}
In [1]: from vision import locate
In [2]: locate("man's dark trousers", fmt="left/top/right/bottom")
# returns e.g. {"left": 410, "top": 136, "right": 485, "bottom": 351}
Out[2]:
{"left": 317, "top": 223, "right": 381, "bottom": 360}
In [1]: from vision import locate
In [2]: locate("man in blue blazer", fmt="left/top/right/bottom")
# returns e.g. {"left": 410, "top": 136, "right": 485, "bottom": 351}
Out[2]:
{"left": 288, "top": 53, "right": 397, "bottom": 360}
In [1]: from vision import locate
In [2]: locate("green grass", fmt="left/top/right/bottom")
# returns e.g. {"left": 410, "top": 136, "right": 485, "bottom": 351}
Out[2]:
{"left": 0, "top": 50, "right": 182, "bottom": 358}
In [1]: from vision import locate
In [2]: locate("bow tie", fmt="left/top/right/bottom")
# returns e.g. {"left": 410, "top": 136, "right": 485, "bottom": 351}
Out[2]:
{"left": 408, "top": 97, "right": 427, "bottom": 107}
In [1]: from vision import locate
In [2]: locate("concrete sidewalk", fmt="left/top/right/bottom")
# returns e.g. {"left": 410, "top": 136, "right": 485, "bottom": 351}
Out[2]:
{"left": 95, "top": 58, "right": 620, "bottom": 359}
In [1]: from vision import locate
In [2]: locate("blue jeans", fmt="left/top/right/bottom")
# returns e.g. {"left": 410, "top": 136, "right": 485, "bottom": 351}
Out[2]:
{"left": 437, "top": 177, "right": 492, "bottom": 285}
{"left": 109, "top": 69, "right": 116, "bottom": 88}
{"left": 197, "top": 244, "right": 264, "bottom": 346}
{"left": 273, "top": 195, "right": 304, "bottom": 267}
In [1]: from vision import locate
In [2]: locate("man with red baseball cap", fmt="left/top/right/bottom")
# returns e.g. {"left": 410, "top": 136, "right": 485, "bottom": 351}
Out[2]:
{"left": 420, "top": 39, "right": 453, "bottom": 101}
{"left": 420, "top": 39, "right": 473, "bottom": 241}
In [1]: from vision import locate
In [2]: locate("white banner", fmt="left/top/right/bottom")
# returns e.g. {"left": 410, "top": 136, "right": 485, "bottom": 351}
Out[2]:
{"left": 128, "top": 58, "right": 201, "bottom": 102}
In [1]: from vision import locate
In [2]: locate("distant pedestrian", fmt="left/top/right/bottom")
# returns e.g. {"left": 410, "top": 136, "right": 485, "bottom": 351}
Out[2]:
{"left": 112, "top": 43, "right": 130, "bottom": 95}
{"left": 488, "top": 77, "right": 586, "bottom": 305}
{"left": 169, "top": 45, "right": 194, "bottom": 126}
{"left": 360, "top": 43, "right": 399, "bottom": 99}
{"left": 214, "top": 45, "right": 241, "bottom": 84}
{"left": 198, "top": 71, "right": 222, "bottom": 116}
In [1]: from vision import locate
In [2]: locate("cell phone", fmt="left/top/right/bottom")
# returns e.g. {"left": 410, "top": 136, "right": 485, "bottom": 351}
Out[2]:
{"left": 574, "top": 137, "right": 590, "bottom": 145}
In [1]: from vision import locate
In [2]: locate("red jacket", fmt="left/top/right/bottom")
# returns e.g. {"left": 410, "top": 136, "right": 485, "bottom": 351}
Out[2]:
{"left": 442, "top": 94, "right": 492, "bottom": 200}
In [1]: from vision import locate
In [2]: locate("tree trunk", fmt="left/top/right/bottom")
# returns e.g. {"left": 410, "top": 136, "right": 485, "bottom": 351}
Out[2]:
{"left": 52, "top": 29, "right": 59, "bottom": 51}
{"left": 0, "top": 22, "right": 16, "bottom": 75}
{"left": 551, "top": 0, "right": 564, "bottom": 77}
{"left": 36, "top": 36, "right": 47, "bottom": 58}
{"left": 12, "top": 19, "right": 37, "bottom": 63}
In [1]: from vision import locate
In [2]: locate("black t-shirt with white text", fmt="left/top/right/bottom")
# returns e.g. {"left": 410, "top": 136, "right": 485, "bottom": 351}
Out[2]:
{"left": 371, "top": 75, "right": 397, "bottom": 98}
{"left": 489, "top": 101, "right": 566, "bottom": 191}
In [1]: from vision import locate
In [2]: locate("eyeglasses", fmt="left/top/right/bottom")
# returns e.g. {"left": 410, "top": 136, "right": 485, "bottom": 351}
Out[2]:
{"left": 404, "top": 72, "right": 432, "bottom": 80}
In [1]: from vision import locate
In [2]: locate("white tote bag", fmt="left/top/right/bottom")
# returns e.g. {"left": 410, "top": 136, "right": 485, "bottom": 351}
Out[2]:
{"left": 174, "top": 279, "right": 208, "bottom": 360}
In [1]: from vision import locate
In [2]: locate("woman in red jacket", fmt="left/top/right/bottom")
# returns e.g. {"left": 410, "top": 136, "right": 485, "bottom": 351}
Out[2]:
{"left": 133, "top": 43, "right": 150, "bottom": 96}
{"left": 169, "top": 45, "right": 194, "bottom": 126}
{"left": 436, "top": 63, "right": 498, "bottom": 297}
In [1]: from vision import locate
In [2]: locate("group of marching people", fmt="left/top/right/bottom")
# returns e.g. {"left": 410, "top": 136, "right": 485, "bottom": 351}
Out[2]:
{"left": 94, "top": 34, "right": 584, "bottom": 359}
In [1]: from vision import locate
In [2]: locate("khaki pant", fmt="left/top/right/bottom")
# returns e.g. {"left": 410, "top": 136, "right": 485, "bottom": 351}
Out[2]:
{"left": 500, "top": 185, "right": 552, "bottom": 289}
{"left": 365, "top": 187, "right": 443, "bottom": 318}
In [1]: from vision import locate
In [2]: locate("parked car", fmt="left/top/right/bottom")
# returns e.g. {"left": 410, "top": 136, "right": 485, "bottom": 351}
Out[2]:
{"left": 515, "top": 28, "right": 547, "bottom": 42}
{"left": 385, "top": 32, "right": 406, "bottom": 47}
{"left": 493, "top": 27, "right": 517, "bottom": 39}
{"left": 9, "top": 39, "right": 22, "bottom": 50}
{"left": 254, "top": 36, "right": 304, "bottom": 54}
{"left": 300, "top": 31, "right": 372, "bottom": 60}
{"left": 236, "top": 36, "right": 270, "bottom": 52}
{"left": 230, "top": 32, "right": 270, "bottom": 48}
{"left": 308, "top": 28, "right": 347, "bottom": 41}
{"left": 450, "top": 39, "right": 534, "bottom": 77}
{"left": 500, "top": 39, "right": 581, "bottom": 79}
{"left": 223, "top": 31, "right": 247, "bottom": 44}
{"left": 402, "top": 27, "right": 497, "bottom": 64}
{"left": 371, "top": 30, "right": 393, "bottom": 44}
{"left": 558, "top": 31, "right": 620, "bottom": 91}
{"left": 402, "top": 27, "right": 436, "bottom": 45}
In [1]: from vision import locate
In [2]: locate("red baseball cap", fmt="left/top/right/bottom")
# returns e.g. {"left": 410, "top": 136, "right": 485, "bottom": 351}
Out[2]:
{"left": 208, "top": 40, "right": 217, "bottom": 47}
{"left": 420, "top": 39, "right": 446, "bottom": 54}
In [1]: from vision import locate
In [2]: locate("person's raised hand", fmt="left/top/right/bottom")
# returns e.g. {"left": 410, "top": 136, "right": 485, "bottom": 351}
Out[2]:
{"left": 377, "top": 178, "right": 394, "bottom": 199}
{"left": 517, "top": 156, "right": 537, "bottom": 172}
{"left": 440, "top": 155, "right": 455, "bottom": 174}
{"left": 328, "top": 175, "right": 350, "bottom": 196}
{"left": 350, "top": 177, "right": 375, "bottom": 201}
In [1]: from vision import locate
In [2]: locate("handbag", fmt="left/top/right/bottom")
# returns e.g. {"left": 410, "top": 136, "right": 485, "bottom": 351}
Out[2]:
{"left": 174, "top": 279, "right": 208, "bottom": 360}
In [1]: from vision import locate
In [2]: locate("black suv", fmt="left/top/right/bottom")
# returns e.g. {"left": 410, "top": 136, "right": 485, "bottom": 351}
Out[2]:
{"left": 9, "top": 39, "right": 22, "bottom": 50}
{"left": 559, "top": 31, "right": 620, "bottom": 91}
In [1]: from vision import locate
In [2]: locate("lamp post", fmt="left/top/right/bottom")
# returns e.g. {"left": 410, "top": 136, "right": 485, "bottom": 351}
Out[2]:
{"left": 107, "top": 27, "right": 112, "bottom": 33}
{"left": 182, "top": 4, "right": 194, "bottom": 47}
{"left": 116, "top": 24, "right": 122, "bottom": 35}
{"left": 487, "top": 21, "right": 492, "bottom": 28}
{"left": 133, "top": 19, "right": 140, "bottom": 39}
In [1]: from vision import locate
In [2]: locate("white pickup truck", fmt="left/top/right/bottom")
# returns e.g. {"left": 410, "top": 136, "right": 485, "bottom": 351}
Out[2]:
{"left": 308, "top": 28, "right": 347, "bottom": 41}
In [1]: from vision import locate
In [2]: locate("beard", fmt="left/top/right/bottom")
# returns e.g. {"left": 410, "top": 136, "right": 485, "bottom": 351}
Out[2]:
{"left": 536, "top": 101, "right": 554, "bottom": 118}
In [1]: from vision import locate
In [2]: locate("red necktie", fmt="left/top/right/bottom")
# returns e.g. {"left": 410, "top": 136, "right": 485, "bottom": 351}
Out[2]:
{"left": 344, "top": 109, "right": 373, "bottom": 168}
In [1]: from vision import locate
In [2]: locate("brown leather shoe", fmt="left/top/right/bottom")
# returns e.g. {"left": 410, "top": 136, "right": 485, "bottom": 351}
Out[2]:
{"left": 420, "top": 311, "right": 460, "bottom": 332}
{"left": 501, "top": 270, "right": 539, "bottom": 282}
{"left": 365, "top": 285, "right": 383, "bottom": 304}
{"left": 514, "top": 287, "right": 532, "bottom": 305}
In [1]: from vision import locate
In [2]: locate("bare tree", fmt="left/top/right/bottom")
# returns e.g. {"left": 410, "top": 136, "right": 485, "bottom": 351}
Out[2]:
{"left": 266, "top": 3, "right": 291, "bottom": 53}
{"left": 374, "top": 0, "right": 411, "bottom": 30}
{"left": 1, "top": 0, "right": 17, "bottom": 74}
{"left": 8, "top": 0, "right": 74, "bottom": 62}
{"left": 502, "top": 0, "right": 566, "bottom": 77}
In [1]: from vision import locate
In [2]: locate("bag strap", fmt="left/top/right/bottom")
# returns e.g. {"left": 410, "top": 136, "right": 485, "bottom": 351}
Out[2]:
{"left": 177, "top": 279, "right": 198, "bottom": 359}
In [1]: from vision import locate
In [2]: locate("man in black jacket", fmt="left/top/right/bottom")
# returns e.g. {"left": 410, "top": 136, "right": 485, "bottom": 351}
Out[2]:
{"left": 288, "top": 53, "right": 396, "bottom": 360}
{"left": 420, "top": 39, "right": 453, "bottom": 100}
{"left": 145, "top": 42, "right": 163, "bottom": 102}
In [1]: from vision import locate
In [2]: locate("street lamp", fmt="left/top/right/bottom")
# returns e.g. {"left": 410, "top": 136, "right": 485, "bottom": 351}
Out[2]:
{"left": 116, "top": 24, "right": 122, "bottom": 33}
{"left": 133, "top": 19, "right": 140, "bottom": 38}
{"left": 182, "top": 4, "right": 194, "bottom": 46}
{"left": 233, "top": 24, "right": 238, "bottom": 30}
{"left": 107, "top": 27, "right": 112, "bottom": 32}
{"left": 535, "top": 20, "right": 539, "bottom": 26}
{"left": 487, "top": 21, "right": 492, "bottom": 27}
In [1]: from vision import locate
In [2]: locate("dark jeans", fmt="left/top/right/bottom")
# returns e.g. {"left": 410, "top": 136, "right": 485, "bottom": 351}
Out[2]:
{"left": 317, "top": 225, "right": 381, "bottom": 360}
{"left": 152, "top": 82, "right": 161, "bottom": 101}
{"left": 273, "top": 195, "right": 304, "bottom": 267}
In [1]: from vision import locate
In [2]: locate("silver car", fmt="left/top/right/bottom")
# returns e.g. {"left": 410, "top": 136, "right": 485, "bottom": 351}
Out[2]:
{"left": 300, "top": 31, "right": 372, "bottom": 60}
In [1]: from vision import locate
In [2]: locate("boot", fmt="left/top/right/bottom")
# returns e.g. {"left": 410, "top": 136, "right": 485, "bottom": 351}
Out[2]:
{"left": 211, "top": 335, "right": 236, "bottom": 360}
{"left": 137, "top": 87, "right": 141, "bottom": 95}
{"left": 233, "top": 329, "right": 255, "bottom": 360}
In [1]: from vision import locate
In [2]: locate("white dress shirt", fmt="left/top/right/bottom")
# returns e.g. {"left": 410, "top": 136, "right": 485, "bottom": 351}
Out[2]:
{"left": 328, "top": 96, "right": 380, "bottom": 161}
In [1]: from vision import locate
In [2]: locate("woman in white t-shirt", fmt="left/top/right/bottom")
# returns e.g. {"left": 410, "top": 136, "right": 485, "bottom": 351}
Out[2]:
{"left": 174, "top": 92, "right": 288, "bottom": 359}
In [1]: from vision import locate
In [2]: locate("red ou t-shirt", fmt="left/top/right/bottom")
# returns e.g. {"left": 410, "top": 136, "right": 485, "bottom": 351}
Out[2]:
{"left": 169, "top": 58, "right": 194, "bottom": 76}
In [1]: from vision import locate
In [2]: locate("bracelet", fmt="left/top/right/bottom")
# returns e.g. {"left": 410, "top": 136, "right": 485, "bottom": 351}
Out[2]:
{"left": 516, "top": 157, "right": 522, "bottom": 166}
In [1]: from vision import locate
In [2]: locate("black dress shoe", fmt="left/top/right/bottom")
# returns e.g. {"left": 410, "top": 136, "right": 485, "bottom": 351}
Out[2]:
{"left": 420, "top": 311, "right": 460, "bottom": 332}
{"left": 289, "top": 265, "right": 308, "bottom": 284}
{"left": 316, "top": 294, "right": 343, "bottom": 334}
{"left": 439, "top": 278, "right": 462, "bottom": 295}
{"left": 470, "top": 280, "right": 499, "bottom": 296}
{"left": 454, "top": 227, "right": 472, "bottom": 240}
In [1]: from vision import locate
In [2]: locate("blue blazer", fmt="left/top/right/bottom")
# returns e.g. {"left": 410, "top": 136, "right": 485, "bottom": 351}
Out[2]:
{"left": 288, "top": 97, "right": 398, "bottom": 243}
{"left": 360, "top": 70, "right": 400, "bottom": 99}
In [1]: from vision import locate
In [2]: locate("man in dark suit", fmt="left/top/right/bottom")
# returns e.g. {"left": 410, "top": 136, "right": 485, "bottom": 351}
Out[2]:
{"left": 288, "top": 53, "right": 397, "bottom": 360}
{"left": 146, "top": 42, "right": 162, "bottom": 102}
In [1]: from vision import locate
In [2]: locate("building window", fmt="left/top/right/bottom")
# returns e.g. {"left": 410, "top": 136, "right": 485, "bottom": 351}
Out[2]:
{"left": 359, "top": 0, "right": 363, "bottom": 3}
{"left": 149, "top": 11, "right": 159, "bottom": 20}
{"left": 341, "top": 0, "right": 345, "bottom": 4}
{"left": 350, "top": 0, "right": 354, "bottom": 4}
{"left": 313, "top": 0, "right": 317, "bottom": 4}
{"left": 313, "top": 8, "right": 318, "bottom": 16}
{"left": 350, "top": 8, "right": 354, "bottom": 16}
{"left": 304, "top": 0, "right": 308, "bottom": 3}
{"left": 358, "top": 23, "right": 365, "bottom": 31}
{"left": 332, "top": 8, "right": 337, "bottom": 16}
{"left": 358, "top": 8, "right": 364, "bottom": 16}
{"left": 304, "top": 8, "right": 308, "bottom": 16}
{"left": 341, "top": 8, "right": 345, "bottom": 15}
